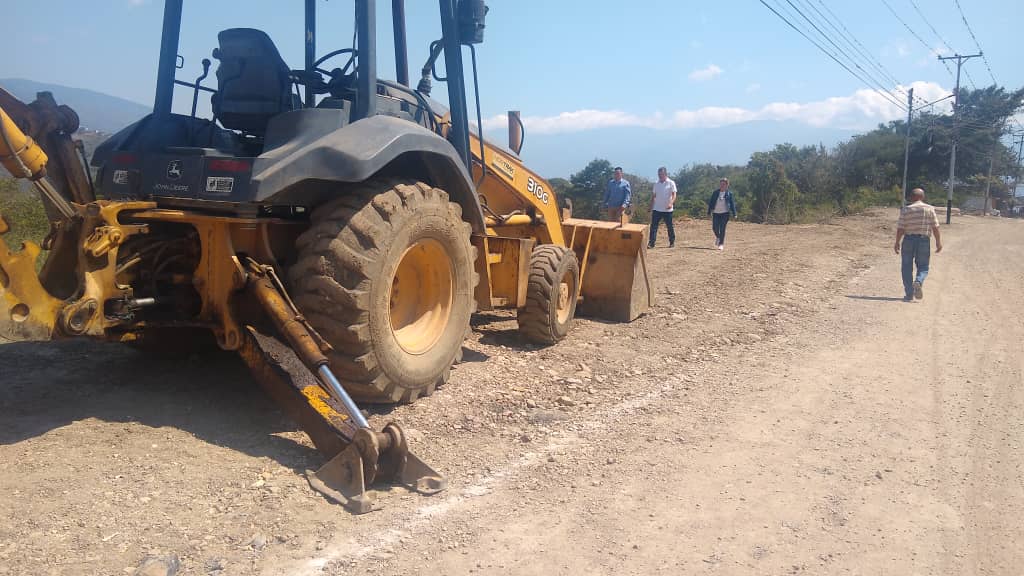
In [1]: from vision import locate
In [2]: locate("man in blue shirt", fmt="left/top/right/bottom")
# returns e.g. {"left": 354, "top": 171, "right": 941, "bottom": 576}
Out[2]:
{"left": 603, "top": 166, "right": 632, "bottom": 222}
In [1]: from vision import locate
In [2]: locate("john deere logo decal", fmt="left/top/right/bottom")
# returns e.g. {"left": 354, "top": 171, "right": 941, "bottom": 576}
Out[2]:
{"left": 166, "top": 160, "right": 183, "bottom": 180}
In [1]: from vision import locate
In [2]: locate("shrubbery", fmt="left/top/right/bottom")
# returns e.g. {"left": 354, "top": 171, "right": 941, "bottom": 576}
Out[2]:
{"left": 0, "top": 178, "right": 48, "bottom": 254}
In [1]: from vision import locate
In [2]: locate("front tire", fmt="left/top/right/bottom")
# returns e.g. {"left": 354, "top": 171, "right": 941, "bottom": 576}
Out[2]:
{"left": 288, "top": 180, "right": 477, "bottom": 403}
{"left": 517, "top": 245, "right": 579, "bottom": 344}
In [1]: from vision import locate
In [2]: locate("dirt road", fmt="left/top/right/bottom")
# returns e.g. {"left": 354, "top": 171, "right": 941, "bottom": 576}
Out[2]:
{"left": 1, "top": 212, "right": 1021, "bottom": 575}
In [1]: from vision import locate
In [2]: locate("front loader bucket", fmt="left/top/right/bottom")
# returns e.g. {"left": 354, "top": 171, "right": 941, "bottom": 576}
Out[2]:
{"left": 563, "top": 218, "right": 654, "bottom": 322}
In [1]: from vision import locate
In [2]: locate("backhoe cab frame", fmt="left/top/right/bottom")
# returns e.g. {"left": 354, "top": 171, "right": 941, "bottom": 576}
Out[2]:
{"left": 153, "top": 0, "right": 481, "bottom": 171}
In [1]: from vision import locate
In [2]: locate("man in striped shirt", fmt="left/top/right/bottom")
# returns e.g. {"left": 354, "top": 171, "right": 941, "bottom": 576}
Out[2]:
{"left": 894, "top": 188, "right": 943, "bottom": 302}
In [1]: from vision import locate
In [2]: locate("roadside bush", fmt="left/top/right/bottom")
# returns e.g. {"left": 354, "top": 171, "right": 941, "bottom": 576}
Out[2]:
{"left": 0, "top": 177, "right": 49, "bottom": 259}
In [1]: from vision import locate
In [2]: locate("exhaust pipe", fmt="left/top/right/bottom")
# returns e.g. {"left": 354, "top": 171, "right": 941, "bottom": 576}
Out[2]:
{"left": 508, "top": 110, "right": 523, "bottom": 155}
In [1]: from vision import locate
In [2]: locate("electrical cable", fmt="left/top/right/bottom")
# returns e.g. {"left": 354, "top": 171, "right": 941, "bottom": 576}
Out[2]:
{"left": 807, "top": 0, "right": 902, "bottom": 88}
{"left": 779, "top": 0, "right": 906, "bottom": 105}
{"left": 908, "top": 0, "right": 976, "bottom": 89}
{"left": 952, "top": 0, "right": 998, "bottom": 86}
{"left": 879, "top": 0, "right": 955, "bottom": 79}
{"left": 760, "top": 0, "right": 907, "bottom": 111}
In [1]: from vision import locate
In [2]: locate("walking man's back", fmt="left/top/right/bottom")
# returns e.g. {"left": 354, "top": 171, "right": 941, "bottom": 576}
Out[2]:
{"left": 895, "top": 188, "right": 943, "bottom": 302}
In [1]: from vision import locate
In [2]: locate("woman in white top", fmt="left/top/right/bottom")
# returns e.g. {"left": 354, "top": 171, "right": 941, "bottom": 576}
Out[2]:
{"left": 706, "top": 178, "right": 737, "bottom": 250}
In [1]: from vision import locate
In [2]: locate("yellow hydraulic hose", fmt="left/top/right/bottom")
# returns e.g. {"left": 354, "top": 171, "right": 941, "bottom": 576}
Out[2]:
{"left": 0, "top": 105, "right": 48, "bottom": 180}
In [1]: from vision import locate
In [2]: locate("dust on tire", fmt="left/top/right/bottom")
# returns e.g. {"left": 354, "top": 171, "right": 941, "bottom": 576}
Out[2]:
{"left": 288, "top": 180, "right": 477, "bottom": 404}
{"left": 518, "top": 244, "right": 579, "bottom": 345}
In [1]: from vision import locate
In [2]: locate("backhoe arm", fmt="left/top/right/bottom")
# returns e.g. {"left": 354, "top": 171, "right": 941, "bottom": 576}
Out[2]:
{"left": 0, "top": 87, "right": 94, "bottom": 207}
{"left": 0, "top": 93, "right": 85, "bottom": 341}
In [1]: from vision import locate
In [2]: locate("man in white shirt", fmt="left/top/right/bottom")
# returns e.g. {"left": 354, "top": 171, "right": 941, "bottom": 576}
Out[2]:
{"left": 649, "top": 167, "right": 677, "bottom": 248}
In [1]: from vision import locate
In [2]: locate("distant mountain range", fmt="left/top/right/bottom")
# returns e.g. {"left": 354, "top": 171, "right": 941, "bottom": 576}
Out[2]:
{"left": 1, "top": 77, "right": 861, "bottom": 179}
{"left": 1, "top": 78, "right": 149, "bottom": 134}
{"left": 507, "top": 121, "right": 860, "bottom": 179}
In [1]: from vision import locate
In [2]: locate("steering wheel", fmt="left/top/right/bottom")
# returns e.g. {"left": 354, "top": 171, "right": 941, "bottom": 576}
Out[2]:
{"left": 313, "top": 48, "right": 357, "bottom": 78}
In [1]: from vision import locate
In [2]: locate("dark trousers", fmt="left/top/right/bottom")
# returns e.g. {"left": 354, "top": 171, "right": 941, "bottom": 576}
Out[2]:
{"left": 649, "top": 210, "right": 675, "bottom": 246}
{"left": 712, "top": 212, "right": 730, "bottom": 245}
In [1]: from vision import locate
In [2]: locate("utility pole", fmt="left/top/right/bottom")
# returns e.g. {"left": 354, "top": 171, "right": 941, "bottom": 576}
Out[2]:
{"left": 982, "top": 121, "right": 1003, "bottom": 216}
{"left": 938, "top": 52, "right": 983, "bottom": 224}
{"left": 901, "top": 87, "right": 914, "bottom": 207}
{"left": 1013, "top": 133, "right": 1024, "bottom": 214}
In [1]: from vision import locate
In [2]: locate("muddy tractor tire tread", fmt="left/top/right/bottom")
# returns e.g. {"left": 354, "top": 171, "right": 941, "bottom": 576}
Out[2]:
{"left": 288, "top": 180, "right": 477, "bottom": 404}
{"left": 518, "top": 244, "right": 579, "bottom": 345}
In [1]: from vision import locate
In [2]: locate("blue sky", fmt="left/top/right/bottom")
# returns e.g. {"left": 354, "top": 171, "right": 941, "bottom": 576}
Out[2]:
{"left": 3, "top": 0, "right": 1022, "bottom": 176}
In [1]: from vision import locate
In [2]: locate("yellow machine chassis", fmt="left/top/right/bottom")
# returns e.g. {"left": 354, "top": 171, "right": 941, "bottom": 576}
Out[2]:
{"left": 469, "top": 132, "right": 654, "bottom": 321}
{"left": 1, "top": 90, "right": 653, "bottom": 512}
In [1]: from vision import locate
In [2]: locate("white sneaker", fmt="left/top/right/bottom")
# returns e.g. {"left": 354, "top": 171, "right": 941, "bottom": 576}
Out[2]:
{"left": 718, "top": 244, "right": 724, "bottom": 251}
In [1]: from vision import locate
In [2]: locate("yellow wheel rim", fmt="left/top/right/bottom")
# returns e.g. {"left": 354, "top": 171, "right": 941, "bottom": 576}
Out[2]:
{"left": 556, "top": 272, "right": 573, "bottom": 325}
{"left": 389, "top": 238, "right": 454, "bottom": 355}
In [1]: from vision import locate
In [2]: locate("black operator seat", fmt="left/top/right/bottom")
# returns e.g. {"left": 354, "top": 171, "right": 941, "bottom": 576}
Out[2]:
{"left": 211, "top": 28, "right": 298, "bottom": 136}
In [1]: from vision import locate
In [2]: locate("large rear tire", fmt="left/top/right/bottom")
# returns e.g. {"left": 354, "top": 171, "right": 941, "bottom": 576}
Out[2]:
{"left": 288, "top": 180, "right": 477, "bottom": 403}
{"left": 517, "top": 245, "right": 579, "bottom": 344}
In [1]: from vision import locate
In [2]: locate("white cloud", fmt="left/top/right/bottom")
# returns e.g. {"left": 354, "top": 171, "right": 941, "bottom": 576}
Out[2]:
{"left": 482, "top": 81, "right": 951, "bottom": 135}
{"left": 746, "top": 83, "right": 762, "bottom": 93}
{"left": 494, "top": 109, "right": 653, "bottom": 134}
{"left": 688, "top": 64, "right": 723, "bottom": 82}
{"left": 918, "top": 44, "right": 950, "bottom": 67}
{"left": 882, "top": 40, "right": 911, "bottom": 59}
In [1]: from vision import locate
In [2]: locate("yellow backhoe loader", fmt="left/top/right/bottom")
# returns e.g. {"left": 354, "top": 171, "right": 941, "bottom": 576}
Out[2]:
{"left": 0, "top": 0, "right": 652, "bottom": 513}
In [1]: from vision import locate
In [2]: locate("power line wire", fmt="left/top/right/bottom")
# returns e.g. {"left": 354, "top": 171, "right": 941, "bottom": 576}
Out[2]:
{"left": 907, "top": 0, "right": 976, "bottom": 89}
{"left": 806, "top": 0, "right": 941, "bottom": 110}
{"left": 763, "top": 2, "right": 1001, "bottom": 137}
{"left": 765, "top": 0, "right": 909, "bottom": 109}
{"left": 759, "top": 0, "right": 907, "bottom": 110}
{"left": 907, "top": 0, "right": 953, "bottom": 52}
{"left": 921, "top": 93, "right": 954, "bottom": 108}
{"left": 952, "top": 0, "right": 998, "bottom": 86}
{"left": 963, "top": 69, "right": 979, "bottom": 90}
{"left": 806, "top": 0, "right": 903, "bottom": 89}
{"left": 781, "top": 0, "right": 908, "bottom": 104}
{"left": 878, "top": 0, "right": 955, "bottom": 78}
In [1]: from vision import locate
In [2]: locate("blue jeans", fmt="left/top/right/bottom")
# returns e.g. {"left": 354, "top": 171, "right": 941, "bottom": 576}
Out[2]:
{"left": 901, "top": 235, "right": 931, "bottom": 298}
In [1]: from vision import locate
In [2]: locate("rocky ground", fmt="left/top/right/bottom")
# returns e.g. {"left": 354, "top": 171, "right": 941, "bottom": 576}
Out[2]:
{"left": 1, "top": 212, "right": 1021, "bottom": 575}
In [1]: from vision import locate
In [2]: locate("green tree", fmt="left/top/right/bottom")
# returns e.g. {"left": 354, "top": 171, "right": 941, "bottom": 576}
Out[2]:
{"left": 672, "top": 163, "right": 740, "bottom": 219}
{"left": 565, "top": 158, "right": 613, "bottom": 219}
{"left": 555, "top": 85, "right": 1024, "bottom": 224}
{"left": 747, "top": 150, "right": 799, "bottom": 223}
{"left": 624, "top": 171, "right": 653, "bottom": 224}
